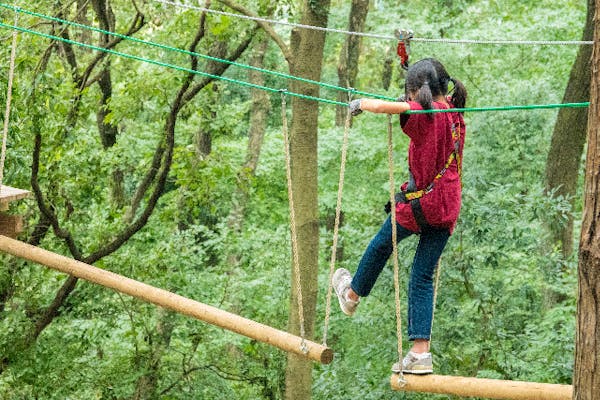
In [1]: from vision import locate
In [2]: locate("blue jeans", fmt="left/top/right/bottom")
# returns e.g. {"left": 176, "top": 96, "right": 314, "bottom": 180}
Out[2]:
{"left": 351, "top": 216, "right": 450, "bottom": 341}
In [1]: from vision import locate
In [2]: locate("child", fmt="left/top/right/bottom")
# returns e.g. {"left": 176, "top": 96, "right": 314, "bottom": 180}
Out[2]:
{"left": 333, "top": 58, "right": 467, "bottom": 374}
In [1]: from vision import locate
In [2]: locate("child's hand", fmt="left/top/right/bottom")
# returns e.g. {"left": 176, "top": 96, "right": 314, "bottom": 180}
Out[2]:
{"left": 348, "top": 99, "right": 363, "bottom": 116}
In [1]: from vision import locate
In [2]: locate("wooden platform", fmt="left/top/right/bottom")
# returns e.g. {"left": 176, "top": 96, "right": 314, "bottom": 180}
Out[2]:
{"left": 0, "top": 185, "right": 30, "bottom": 211}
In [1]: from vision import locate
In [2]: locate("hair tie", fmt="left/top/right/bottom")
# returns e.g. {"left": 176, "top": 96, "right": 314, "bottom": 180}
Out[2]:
{"left": 423, "top": 80, "right": 429, "bottom": 85}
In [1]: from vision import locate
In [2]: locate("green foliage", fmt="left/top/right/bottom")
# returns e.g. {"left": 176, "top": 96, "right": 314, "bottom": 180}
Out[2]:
{"left": 0, "top": 0, "right": 586, "bottom": 398}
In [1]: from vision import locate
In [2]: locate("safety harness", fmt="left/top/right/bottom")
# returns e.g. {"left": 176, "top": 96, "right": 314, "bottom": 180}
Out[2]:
{"left": 395, "top": 119, "right": 462, "bottom": 232}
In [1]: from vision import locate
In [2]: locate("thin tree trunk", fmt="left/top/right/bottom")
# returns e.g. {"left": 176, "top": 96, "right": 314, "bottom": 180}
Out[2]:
{"left": 284, "top": 1, "right": 330, "bottom": 399}
{"left": 92, "top": 0, "right": 125, "bottom": 207}
{"left": 335, "top": 0, "right": 369, "bottom": 126}
{"left": 227, "top": 33, "right": 271, "bottom": 243}
{"left": 133, "top": 309, "right": 175, "bottom": 400}
{"left": 573, "top": 1, "right": 600, "bottom": 397}
{"left": 545, "top": 0, "right": 594, "bottom": 257}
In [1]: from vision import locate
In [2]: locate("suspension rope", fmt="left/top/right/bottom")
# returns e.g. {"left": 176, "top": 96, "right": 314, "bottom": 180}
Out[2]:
{"left": 152, "top": 0, "right": 593, "bottom": 45}
{"left": 322, "top": 95, "right": 353, "bottom": 346}
{"left": 388, "top": 114, "right": 405, "bottom": 386}
{"left": 0, "top": 21, "right": 591, "bottom": 112}
{"left": 430, "top": 260, "right": 442, "bottom": 344}
{"left": 0, "top": 7, "right": 19, "bottom": 194}
{"left": 280, "top": 91, "right": 308, "bottom": 354}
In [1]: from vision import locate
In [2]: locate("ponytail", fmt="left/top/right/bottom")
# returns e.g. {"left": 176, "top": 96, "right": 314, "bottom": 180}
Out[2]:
{"left": 416, "top": 80, "right": 434, "bottom": 113}
{"left": 450, "top": 77, "right": 467, "bottom": 109}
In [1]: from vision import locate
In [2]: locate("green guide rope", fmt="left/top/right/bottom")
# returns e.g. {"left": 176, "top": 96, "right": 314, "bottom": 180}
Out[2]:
{"left": 0, "top": 4, "right": 591, "bottom": 114}
{"left": 0, "top": 3, "right": 392, "bottom": 101}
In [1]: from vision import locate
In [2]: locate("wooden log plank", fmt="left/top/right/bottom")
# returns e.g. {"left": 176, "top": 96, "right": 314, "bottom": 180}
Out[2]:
{"left": 0, "top": 185, "right": 30, "bottom": 211}
{"left": 0, "top": 235, "right": 333, "bottom": 364}
{"left": 390, "top": 373, "right": 572, "bottom": 400}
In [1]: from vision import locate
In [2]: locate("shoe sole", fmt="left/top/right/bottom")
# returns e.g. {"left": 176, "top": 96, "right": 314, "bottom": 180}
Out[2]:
{"left": 336, "top": 294, "right": 355, "bottom": 316}
{"left": 402, "top": 368, "right": 433, "bottom": 374}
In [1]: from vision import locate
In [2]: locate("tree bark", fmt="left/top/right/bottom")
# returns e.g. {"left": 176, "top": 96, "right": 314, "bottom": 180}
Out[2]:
{"left": 335, "top": 0, "right": 369, "bottom": 126}
{"left": 545, "top": 0, "right": 594, "bottom": 257}
{"left": 284, "top": 1, "right": 330, "bottom": 399}
{"left": 573, "top": 1, "right": 600, "bottom": 397}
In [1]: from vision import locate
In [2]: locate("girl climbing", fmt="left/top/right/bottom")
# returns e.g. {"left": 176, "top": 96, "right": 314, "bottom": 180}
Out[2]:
{"left": 333, "top": 58, "right": 467, "bottom": 374}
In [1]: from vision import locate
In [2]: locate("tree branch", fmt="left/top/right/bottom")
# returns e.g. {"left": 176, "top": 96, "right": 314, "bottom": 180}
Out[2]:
{"left": 31, "top": 134, "right": 83, "bottom": 261}
{"left": 183, "top": 27, "right": 257, "bottom": 104}
{"left": 216, "top": 0, "right": 292, "bottom": 65}
{"left": 125, "top": 6, "right": 209, "bottom": 222}
{"left": 80, "top": 9, "right": 146, "bottom": 90}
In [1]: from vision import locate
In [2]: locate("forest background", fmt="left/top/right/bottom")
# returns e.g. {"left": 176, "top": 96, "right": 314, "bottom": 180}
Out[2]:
{"left": 0, "top": 0, "right": 589, "bottom": 399}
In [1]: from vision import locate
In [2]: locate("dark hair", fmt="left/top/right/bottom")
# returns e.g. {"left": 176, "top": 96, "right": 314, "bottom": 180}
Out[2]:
{"left": 404, "top": 59, "right": 439, "bottom": 112}
{"left": 405, "top": 58, "right": 468, "bottom": 110}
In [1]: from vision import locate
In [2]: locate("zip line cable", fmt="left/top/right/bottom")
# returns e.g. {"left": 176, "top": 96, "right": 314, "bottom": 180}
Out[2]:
{"left": 0, "top": 21, "right": 591, "bottom": 113}
{"left": 151, "top": 0, "right": 593, "bottom": 46}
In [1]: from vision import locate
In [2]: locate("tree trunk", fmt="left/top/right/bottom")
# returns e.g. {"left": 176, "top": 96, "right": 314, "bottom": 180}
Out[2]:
{"left": 284, "top": 1, "right": 330, "bottom": 399}
{"left": 335, "top": 0, "right": 369, "bottom": 126}
{"left": 545, "top": 0, "right": 594, "bottom": 257}
{"left": 573, "top": 2, "right": 600, "bottom": 397}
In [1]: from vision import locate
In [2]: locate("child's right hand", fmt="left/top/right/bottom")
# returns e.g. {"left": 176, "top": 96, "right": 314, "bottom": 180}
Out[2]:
{"left": 348, "top": 99, "right": 363, "bottom": 116}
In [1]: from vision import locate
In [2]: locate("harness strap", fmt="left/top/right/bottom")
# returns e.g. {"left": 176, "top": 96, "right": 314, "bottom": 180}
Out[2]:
{"left": 409, "top": 198, "right": 434, "bottom": 232}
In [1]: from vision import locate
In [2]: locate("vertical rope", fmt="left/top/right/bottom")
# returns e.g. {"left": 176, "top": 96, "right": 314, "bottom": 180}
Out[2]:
{"left": 430, "top": 259, "right": 442, "bottom": 344}
{"left": 280, "top": 91, "right": 307, "bottom": 352}
{"left": 0, "top": 8, "right": 19, "bottom": 193}
{"left": 322, "top": 102, "right": 352, "bottom": 346}
{"left": 388, "top": 114, "right": 405, "bottom": 384}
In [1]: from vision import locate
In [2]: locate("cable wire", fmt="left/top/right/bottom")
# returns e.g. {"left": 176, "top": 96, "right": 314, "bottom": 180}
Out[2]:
{"left": 152, "top": 0, "right": 593, "bottom": 45}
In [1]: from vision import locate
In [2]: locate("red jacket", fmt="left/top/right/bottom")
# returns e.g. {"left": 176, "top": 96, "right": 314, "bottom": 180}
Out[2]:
{"left": 395, "top": 101, "right": 466, "bottom": 234}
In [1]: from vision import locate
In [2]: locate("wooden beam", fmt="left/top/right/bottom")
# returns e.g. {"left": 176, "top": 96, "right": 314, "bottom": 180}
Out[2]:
{"left": 390, "top": 373, "right": 572, "bottom": 400}
{"left": 0, "top": 212, "right": 23, "bottom": 238}
{"left": 0, "top": 235, "right": 333, "bottom": 364}
{"left": 0, "top": 185, "right": 30, "bottom": 211}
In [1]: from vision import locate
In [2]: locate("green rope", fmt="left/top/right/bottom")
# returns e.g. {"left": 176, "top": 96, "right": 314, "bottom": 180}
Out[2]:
{"left": 0, "top": 21, "right": 347, "bottom": 106}
{"left": 406, "top": 102, "right": 590, "bottom": 114}
{"left": 0, "top": 18, "right": 591, "bottom": 113}
{"left": 0, "top": 3, "right": 395, "bottom": 101}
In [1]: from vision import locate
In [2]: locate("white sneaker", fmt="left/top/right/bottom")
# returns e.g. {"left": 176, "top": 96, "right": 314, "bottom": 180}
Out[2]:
{"left": 391, "top": 351, "right": 433, "bottom": 374}
{"left": 332, "top": 268, "right": 359, "bottom": 316}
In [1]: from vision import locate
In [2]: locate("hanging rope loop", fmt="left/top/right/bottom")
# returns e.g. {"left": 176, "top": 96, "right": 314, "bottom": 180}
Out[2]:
{"left": 280, "top": 89, "right": 308, "bottom": 351}
{"left": 387, "top": 114, "right": 406, "bottom": 381}
{"left": 322, "top": 88, "right": 353, "bottom": 346}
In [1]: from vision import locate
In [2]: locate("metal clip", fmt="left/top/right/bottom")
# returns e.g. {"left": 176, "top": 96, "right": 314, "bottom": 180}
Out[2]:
{"left": 394, "top": 29, "right": 414, "bottom": 70}
{"left": 396, "top": 372, "right": 407, "bottom": 388}
{"left": 394, "top": 29, "right": 414, "bottom": 41}
{"left": 300, "top": 339, "right": 309, "bottom": 355}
